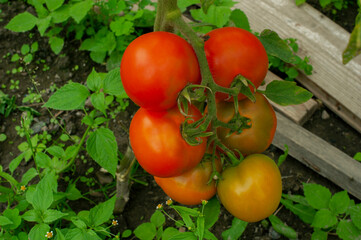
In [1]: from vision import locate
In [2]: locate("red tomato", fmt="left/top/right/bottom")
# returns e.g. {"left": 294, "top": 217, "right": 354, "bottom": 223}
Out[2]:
{"left": 204, "top": 27, "right": 268, "bottom": 100}
{"left": 129, "top": 105, "right": 207, "bottom": 178}
{"left": 120, "top": 31, "right": 201, "bottom": 110}
{"left": 216, "top": 92, "right": 276, "bottom": 156}
{"left": 154, "top": 157, "right": 222, "bottom": 206}
{"left": 217, "top": 154, "right": 282, "bottom": 222}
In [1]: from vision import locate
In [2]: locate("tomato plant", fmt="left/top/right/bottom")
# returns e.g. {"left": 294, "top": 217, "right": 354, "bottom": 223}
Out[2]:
{"left": 154, "top": 156, "right": 222, "bottom": 205}
{"left": 204, "top": 27, "right": 269, "bottom": 101}
{"left": 120, "top": 31, "right": 201, "bottom": 110}
{"left": 216, "top": 92, "right": 277, "bottom": 156}
{"left": 129, "top": 105, "right": 207, "bottom": 178}
{"left": 217, "top": 154, "right": 282, "bottom": 222}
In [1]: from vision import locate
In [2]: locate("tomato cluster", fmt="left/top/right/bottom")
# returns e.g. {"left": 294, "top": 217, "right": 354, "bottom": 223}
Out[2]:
{"left": 121, "top": 27, "right": 282, "bottom": 223}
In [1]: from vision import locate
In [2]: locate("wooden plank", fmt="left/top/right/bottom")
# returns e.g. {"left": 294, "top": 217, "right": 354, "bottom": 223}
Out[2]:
{"left": 260, "top": 71, "right": 319, "bottom": 125}
{"left": 234, "top": 1, "right": 361, "bottom": 133}
{"left": 273, "top": 112, "right": 361, "bottom": 200}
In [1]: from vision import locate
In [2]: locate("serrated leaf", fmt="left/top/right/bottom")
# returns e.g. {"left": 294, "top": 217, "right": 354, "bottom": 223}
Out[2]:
{"left": 22, "top": 209, "right": 41, "bottom": 222}
{"left": 229, "top": 9, "right": 250, "bottom": 32}
{"left": 110, "top": 17, "right": 134, "bottom": 36}
{"left": 303, "top": 183, "right": 332, "bottom": 210}
{"left": 349, "top": 204, "right": 361, "bottom": 230}
{"left": 44, "top": 82, "right": 90, "bottom": 110}
{"left": 89, "top": 196, "right": 116, "bottom": 227}
{"left": 312, "top": 209, "right": 338, "bottom": 229}
{"left": 87, "top": 68, "right": 102, "bottom": 92}
{"left": 46, "top": 0, "right": 64, "bottom": 11}
{"left": 37, "top": 16, "right": 51, "bottom": 36}
{"left": 3, "top": 208, "right": 21, "bottom": 230}
{"left": 32, "top": 173, "right": 55, "bottom": 211}
{"left": 134, "top": 222, "right": 157, "bottom": 240}
{"left": 221, "top": 217, "right": 248, "bottom": 240}
{"left": 203, "top": 197, "right": 220, "bottom": 229}
{"left": 269, "top": 215, "right": 298, "bottom": 239}
{"left": 43, "top": 209, "right": 68, "bottom": 223}
{"left": 191, "top": 5, "right": 231, "bottom": 28}
{"left": 281, "top": 199, "right": 315, "bottom": 224}
{"left": 150, "top": 210, "right": 165, "bottom": 228}
{"left": 259, "top": 29, "right": 297, "bottom": 63}
{"left": 70, "top": 0, "right": 94, "bottom": 23}
{"left": 49, "top": 36, "right": 64, "bottom": 54}
{"left": 28, "top": 223, "right": 50, "bottom": 240}
{"left": 337, "top": 220, "right": 361, "bottom": 240}
{"left": 6, "top": 12, "right": 38, "bottom": 32}
{"left": 329, "top": 191, "right": 350, "bottom": 215}
{"left": 104, "top": 68, "right": 128, "bottom": 97}
{"left": 50, "top": 5, "right": 71, "bottom": 23}
{"left": 343, "top": 13, "right": 361, "bottom": 64}
{"left": 201, "top": 0, "right": 215, "bottom": 14}
{"left": 47, "top": 145, "right": 65, "bottom": 158}
{"left": 86, "top": 128, "right": 118, "bottom": 176}
{"left": 311, "top": 229, "right": 328, "bottom": 240}
{"left": 264, "top": 80, "right": 313, "bottom": 106}
{"left": 91, "top": 92, "right": 107, "bottom": 115}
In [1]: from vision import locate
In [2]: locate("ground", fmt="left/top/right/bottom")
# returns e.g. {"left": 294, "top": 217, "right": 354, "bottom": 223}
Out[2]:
{"left": 0, "top": 1, "right": 360, "bottom": 239}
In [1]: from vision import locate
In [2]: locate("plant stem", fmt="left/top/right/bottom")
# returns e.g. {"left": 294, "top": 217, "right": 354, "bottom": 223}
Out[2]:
{"left": 61, "top": 125, "right": 91, "bottom": 172}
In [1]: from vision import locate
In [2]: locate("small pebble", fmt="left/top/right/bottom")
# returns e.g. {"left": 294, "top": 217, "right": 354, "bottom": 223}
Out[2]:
{"left": 269, "top": 227, "right": 281, "bottom": 239}
{"left": 321, "top": 110, "right": 330, "bottom": 120}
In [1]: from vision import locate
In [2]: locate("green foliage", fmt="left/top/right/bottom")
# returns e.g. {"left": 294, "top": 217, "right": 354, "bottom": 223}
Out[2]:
{"left": 282, "top": 183, "right": 361, "bottom": 240}
{"left": 5, "top": 0, "right": 156, "bottom": 70}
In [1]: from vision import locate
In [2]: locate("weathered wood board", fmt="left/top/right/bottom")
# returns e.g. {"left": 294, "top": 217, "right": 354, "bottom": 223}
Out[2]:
{"left": 261, "top": 71, "right": 319, "bottom": 125}
{"left": 234, "top": 0, "right": 361, "bottom": 133}
{"left": 273, "top": 112, "right": 361, "bottom": 200}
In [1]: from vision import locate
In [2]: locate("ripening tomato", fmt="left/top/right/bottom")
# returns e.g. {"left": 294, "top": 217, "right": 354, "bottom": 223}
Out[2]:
{"left": 154, "top": 157, "right": 222, "bottom": 206}
{"left": 216, "top": 92, "right": 276, "bottom": 156}
{"left": 217, "top": 154, "right": 282, "bottom": 222}
{"left": 120, "top": 31, "right": 201, "bottom": 110}
{"left": 129, "top": 105, "right": 207, "bottom": 178}
{"left": 204, "top": 27, "right": 268, "bottom": 101}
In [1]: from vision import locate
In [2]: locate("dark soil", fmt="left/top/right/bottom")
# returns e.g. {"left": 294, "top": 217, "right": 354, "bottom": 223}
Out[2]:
{"left": 0, "top": 1, "right": 360, "bottom": 240}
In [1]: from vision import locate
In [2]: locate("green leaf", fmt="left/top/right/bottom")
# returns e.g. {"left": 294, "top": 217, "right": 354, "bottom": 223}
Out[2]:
{"left": 43, "top": 209, "right": 68, "bottom": 223}
{"left": 320, "top": 0, "right": 331, "bottom": 8}
{"left": 3, "top": 208, "right": 21, "bottom": 230}
{"left": 150, "top": 211, "right": 165, "bottom": 228}
{"left": 56, "top": 228, "right": 66, "bottom": 240}
{"left": 264, "top": 80, "right": 313, "bottom": 106}
{"left": 28, "top": 223, "right": 50, "bottom": 240}
{"left": 6, "top": 12, "right": 38, "bottom": 32}
{"left": 329, "top": 191, "right": 350, "bottom": 215}
{"left": 90, "top": 51, "right": 107, "bottom": 64}
{"left": 353, "top": 152, "right": 361, "bottom": 162}
{"left": 9, "top": 153, "right": 25, "bottom": 174}
{"left": 168, "top": 232, "right": 197, "bottom": 240}
{"left": 86, "top": 128, "right": 118, "bottom": 176}
{"left": 281, "top": 199, "right": 316, "bottom": 224}
{"left": 32, "top": 173, "right": 55, "bottom": 211}
{"left": 50, "top": 5, "right": 71, "bottom": 23}
{"left": 196, "top": 216, "right": 205, "bottom": 240}
{"left": 70, "top": 0, "right": 94, "bottom": 23}
{"left": 66, "top": 183, "right": 82, "bottom": 201}
{"left": 35, "top": 152, "right": 51, "bottom": 168}
{"left": 37, "top": 16, "right": 51, "bottom": 36}
{"left": 44, "top": 82, "right": 90, "bottom": 110}
{"left": 229, "top": 9, "right": 250, "bottom": 32}
{"left": 103, "top": 68, "right": 127, "bottom": 97}
{"left": 311, "top": 229, "right": 328, "bottom": 240}
{"left": 349, "top": 204, "right": 361, "bottom": 230}
{"left": 221, "top": 217, "right": 248, "bottom": 240}
{"left": 134, "top": 222, "right": 157, "bottom": 240}
{"left": 11, "top": 54, "right": 20, "bottom": 62}
{"left": 21, "top": 167, "right": 38, "bottom": 185}
{"left": 295, "top": 0, "right": 307, "bottom": 6}
{"left": 91, "top": 92, "right": 107, "bottom": 115}
{"left": 22, "top": 209, "right": 42, "bottom": 223}
{"left": 21, "top": 44, "right": 30, "bottom": 55}
{"left": 122, "top": 229, "right": 132, "bottom": 238}
{"left": 312, "top": 209, "right": 338, "bottom": 229}
{"left": 89, "top": 196, "right": 116, "bottom": 227}
{"left": 269, "top": 215, "right": 298, "bottom": 239}
{"left": 0, "top": 216, "right": 13, "bottom": 226}
{"left": 336, "top": 220, "right": 361, "bottom": 240}
{"left": 71, "top": 217, "right": 87, "bottom": 229}
{"left": 258, "top": 30, "right": 296, "bottom": 63}
{"left": 47, "top": 145, "right": 65, "bottom": 158}
{"left": 24, "top": 54, "right": 33, "bottom": 63}
{"left": 203, "top": 197, "right": 220, "bottom": 229}
{"left": 303, "top": 183, "right": 332, "bottom": 210}
{"left": 49, "top": 36, "right": 64, "bottom": 54}
{"left": 87, "top": 68, "right": 103, "bottom": 92}
{"left": 110, "top": 17, "right": 134, "bottom": 36}
{"left": 162, "top": 227, "right": 180, "bottom": 240}
{"left": 46, "top": 0, "right": 64, "bottom": 11}
{"left": 191, "top": 5, "right": 231, "bottom": 28}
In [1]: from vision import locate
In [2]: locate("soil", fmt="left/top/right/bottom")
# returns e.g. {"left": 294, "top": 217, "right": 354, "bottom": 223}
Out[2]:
{"left": 0, "top": 1, "right": 360, "bottom": 240}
